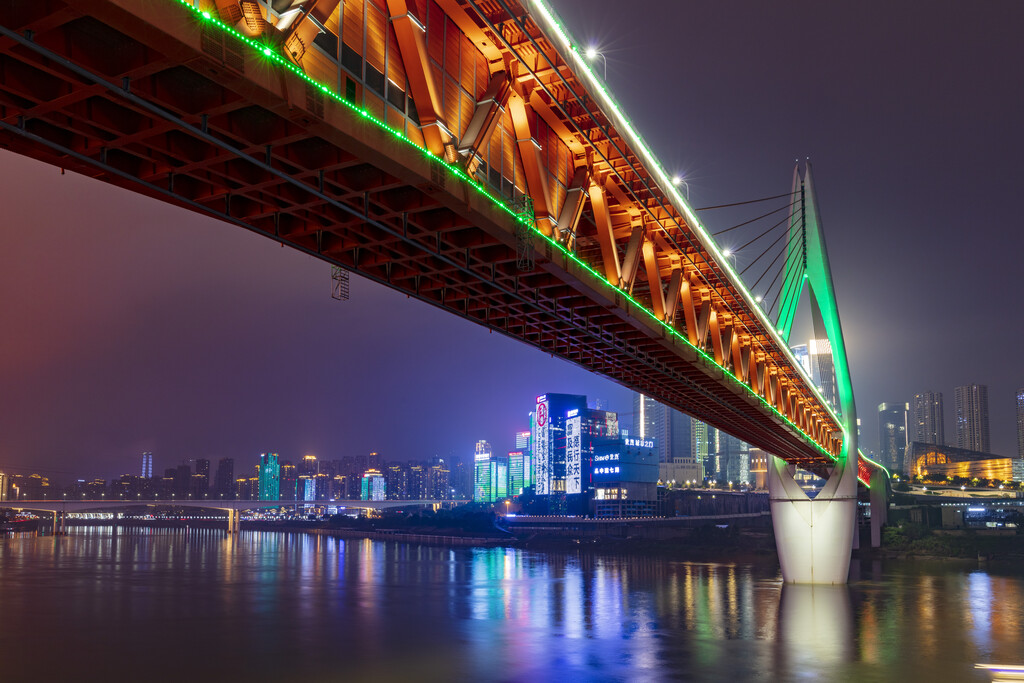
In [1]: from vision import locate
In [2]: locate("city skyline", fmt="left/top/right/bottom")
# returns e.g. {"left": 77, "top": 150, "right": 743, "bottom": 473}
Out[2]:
{"left": 2, "top": 1, "right": 1023, "bottom": 477}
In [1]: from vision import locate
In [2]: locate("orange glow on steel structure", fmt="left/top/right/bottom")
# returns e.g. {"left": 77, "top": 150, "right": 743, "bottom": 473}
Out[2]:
{"left": 0, "top": 0, "right": 886, "bottom": 484}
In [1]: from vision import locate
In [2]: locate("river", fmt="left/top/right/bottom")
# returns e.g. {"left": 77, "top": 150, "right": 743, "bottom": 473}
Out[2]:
{"left": 0, "top": 527, "right": 1021, "bottom": 681}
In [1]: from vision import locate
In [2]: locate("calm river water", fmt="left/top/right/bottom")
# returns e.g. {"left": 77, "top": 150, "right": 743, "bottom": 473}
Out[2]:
{"left": 1, "top": 527, "right": 1022, "bottom": 682}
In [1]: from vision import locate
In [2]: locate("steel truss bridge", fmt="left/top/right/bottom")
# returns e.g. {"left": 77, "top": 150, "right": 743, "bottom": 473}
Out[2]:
{"left": 1, "top": 0, "right": 886, "bottom": 580}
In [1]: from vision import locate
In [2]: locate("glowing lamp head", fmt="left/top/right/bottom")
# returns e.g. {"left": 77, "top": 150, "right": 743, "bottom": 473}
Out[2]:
{"left": 722, "top": 249, "right": 732, "bottom": 258}
{"left": 671, "top": 175, "right": 682, "bottom": 186}
{"left": 755, "top": 295, "right": 763, "bottom": 303}
{"left": 585, "top": 46, "right": 598, "bottom": 59}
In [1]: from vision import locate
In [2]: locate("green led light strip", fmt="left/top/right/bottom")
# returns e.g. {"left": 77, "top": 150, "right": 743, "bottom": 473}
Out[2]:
{"left": 523, "top": 0, "right": 854, "bottom": 434}
{"left": 170, "top": 0, "right": 882, "bottom": 480}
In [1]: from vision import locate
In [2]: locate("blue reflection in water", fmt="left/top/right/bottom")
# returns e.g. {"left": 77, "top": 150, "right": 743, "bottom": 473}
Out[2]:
{"left": 1, "top": 530, "right": 1023, "bottom": 681}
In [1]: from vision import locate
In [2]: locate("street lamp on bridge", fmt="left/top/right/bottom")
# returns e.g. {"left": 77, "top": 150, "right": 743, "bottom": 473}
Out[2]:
{"left": 584, "top": 46, "right": 607, "bottom": 79}
{"left": 671, "top": 175, "right": 690, "bottom": 200}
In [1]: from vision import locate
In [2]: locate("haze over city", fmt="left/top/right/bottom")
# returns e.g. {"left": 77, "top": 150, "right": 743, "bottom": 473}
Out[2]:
{"left": 1, "top": 0, "right": 1021, "bottom": 482}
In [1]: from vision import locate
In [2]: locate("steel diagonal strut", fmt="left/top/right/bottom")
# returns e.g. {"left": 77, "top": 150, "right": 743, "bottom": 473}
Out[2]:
{"left": 0, "top": 2, "right": 882, "bottom": 483}
{"left": 0, "top": 21, "right": 771, "bottom": 451}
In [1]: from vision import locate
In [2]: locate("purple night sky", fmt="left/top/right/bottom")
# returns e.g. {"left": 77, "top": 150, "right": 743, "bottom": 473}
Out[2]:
{"left": 1, "top": 0, "right": 1022, "bottom": 481}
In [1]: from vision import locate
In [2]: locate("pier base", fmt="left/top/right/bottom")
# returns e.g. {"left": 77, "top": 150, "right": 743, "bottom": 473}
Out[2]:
{"left": 769, "top": 451, "right": 857, "bottom": 584}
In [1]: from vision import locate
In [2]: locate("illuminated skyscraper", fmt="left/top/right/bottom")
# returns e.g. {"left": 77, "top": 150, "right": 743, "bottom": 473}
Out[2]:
{"left": 361, "top": 469, "right": 385, "bottom": 501}
{"left": 955, "top": 384, "right": 990, "bottom": 454}
{"left": 631, "top": 392, "right": 694, "bottom": 464}
{"left": 1017, "top": 388, "right": 1024, "bottom": 460}
{"left": 632, "top": 393, "right": 658, "bottom": 442}
{"left": 716, "top": 432, "right": 750, "bottom": 486}
{"left": 790, "top": 344, "right": 811, "bottom": 376}
{"left": 508, "top": 451, "right": 526, "bottom": 495}
{"left": 912, "top": 391, "right": 944, "bottom": 446}
{"left": 692, "top": 419, "right": 711, "bottom": 480}
{"left": 473, "top": 440, "right": 493, "bottom": 503}
{"left": 427, "top": 461, "right": 450, "bottom": 500}
{"left": 300, "top": 454, "right": 318, "bottom": 477}
{"left": 141, "top": 452, "right": 153, "bottom": 479}
{"left": 514, "top": 430, "right": 532, "bottom": 490}
{"left": 809, "top": 338, "right": 838, "bottom": 412}
{"left": 492, "top": 453, "right": 509, "bottom": 500}
{"left": 878, "top": 403, "right": 909, "bottom": 472}
{"left": 386, "top": 464, "right": 409, "bottom": 499}
{"left": 258, "top": 453, "right": 280, "bottom": 500}
{"left": 532, "top": 394, "right": 587, "bottom": 504}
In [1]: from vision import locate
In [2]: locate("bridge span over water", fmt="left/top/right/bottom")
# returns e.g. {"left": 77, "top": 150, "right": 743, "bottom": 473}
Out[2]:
{"left": 4, "top": 499, "right": 464, "bottom": 533}
{"left": 1, "top": 0, "right": 887, "bottom": 582}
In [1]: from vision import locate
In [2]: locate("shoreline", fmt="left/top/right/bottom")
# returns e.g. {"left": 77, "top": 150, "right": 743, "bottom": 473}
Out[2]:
{"left": 11, "top": 520, "right": 1024, "bottom": 569}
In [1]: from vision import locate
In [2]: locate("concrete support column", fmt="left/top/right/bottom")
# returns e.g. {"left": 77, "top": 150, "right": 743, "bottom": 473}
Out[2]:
{"left": 869, "top": 469, "right": 890, "bottom": 548}
{"left": 769, "top": 450, "right": 857, "bottom": 584}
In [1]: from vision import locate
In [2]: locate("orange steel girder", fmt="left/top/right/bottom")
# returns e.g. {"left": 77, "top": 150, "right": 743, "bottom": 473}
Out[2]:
{"left": 386, "top": 0, "right": 451, "bottom": 157}
{"left": 0, "top": 0, "right": 864, "bottom": 475}
{"left": 282, "top": 0, "right": 343, "bottom": 67}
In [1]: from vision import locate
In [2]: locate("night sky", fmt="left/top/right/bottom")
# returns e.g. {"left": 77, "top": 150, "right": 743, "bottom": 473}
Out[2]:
{"left": 2, "top": 1, "right": 1022, "bottom": 481}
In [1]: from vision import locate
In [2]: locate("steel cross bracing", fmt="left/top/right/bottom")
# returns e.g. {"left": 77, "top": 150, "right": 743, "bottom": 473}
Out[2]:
{"left": 0, "top": 0, "right": 883, "bottom": 480}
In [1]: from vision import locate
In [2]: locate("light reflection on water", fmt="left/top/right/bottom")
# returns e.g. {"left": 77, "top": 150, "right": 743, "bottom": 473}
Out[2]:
{"left": 0, "top": 527, "right": 1022, "bottom": 682}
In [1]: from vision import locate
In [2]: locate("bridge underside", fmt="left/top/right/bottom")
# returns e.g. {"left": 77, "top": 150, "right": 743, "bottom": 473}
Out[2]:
{"left": 1, "top": 0, "right": 841, "bottom": 473}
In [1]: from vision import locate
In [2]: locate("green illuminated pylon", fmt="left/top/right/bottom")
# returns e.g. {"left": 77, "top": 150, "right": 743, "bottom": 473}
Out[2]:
{"left": 768, "top": 163, "right": 860, "bottom": 583}
{"left": 774, "top": 163, "right": 857, "bottom": 464}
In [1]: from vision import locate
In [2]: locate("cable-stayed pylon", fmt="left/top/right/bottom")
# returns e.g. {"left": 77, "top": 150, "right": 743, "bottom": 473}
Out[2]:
{"left": 768, "top": 163, "right": 866, "bottom": 584}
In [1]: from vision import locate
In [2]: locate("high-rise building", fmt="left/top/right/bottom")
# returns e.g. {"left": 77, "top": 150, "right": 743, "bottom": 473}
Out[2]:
{"left": 427, "top": 460, "right": 450, "bottom": 500}
{"left": 809, "top": 338, "right": 838, "bottom": 411}
{"left": 300, "top": 454, "right": 318, "bottom": 477}
{"left": 471, "top": 444, "right": 495, "bottom": 501}
{"left": 361, "top": 469, "right": 385, "bottom": 501}
{"left": 193, "top": 459, "right": 210, "bottom": 496}
{"left": 878, "top": 403, "right": 909, "bottom": 472}
{"left": 1017, "top": 388, "right": 1024, "bottom": 460}
{"left": 632, "top": 393, "right": 659, "bottom": 442}
{"left": 452, "top": 460, "right": 470, "bottom": 500}
{"left": 173, "top": 464, "right": 191, "bottom": 498}
{"left": 386, "top": 464, "right": 409, "bottom": 499}
{"left": 298, "top": 476, "right": 315, "bottom": 501}
{"left": 473, "top": 440, "right": 493, "bottom": 503}
{"left": 912, "top": 391, "right": 944, "bottom": 446}
{"left": 258, "top": 453, "right": 280, "bottom": 500}
{"left": 492, "top": 453, "right": 509, "bottom": 500}
{"left": 631, "top": 392, "right": 693, "bottom": 464}
{"left": 279, "top": 461, "right": 297, "bottom": 500}
{"left": 141, "top": 452, "right": 153, "bottom": 479}
{"left": 532, "top": 393, "right": 587, "bottom": 502}
{"left": 692, "top": 418, "right": 711, "bottom": 481}
{"left": 213, "top": 458, "right": 234, "bottom": 498}
{"left": 508, "top": 451, "right": 526, "bottom": 496}
{"left": 790, "top": 344, "right": 811, "bottom": 377}
{"left": 955, "top": 384, "right": 990, "bottom": 454}
{"left": 716, "top": 433, "right": 750, "bottom": 486}
{"left": 514, "top": 430, "right": 532, "bottom": 491}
